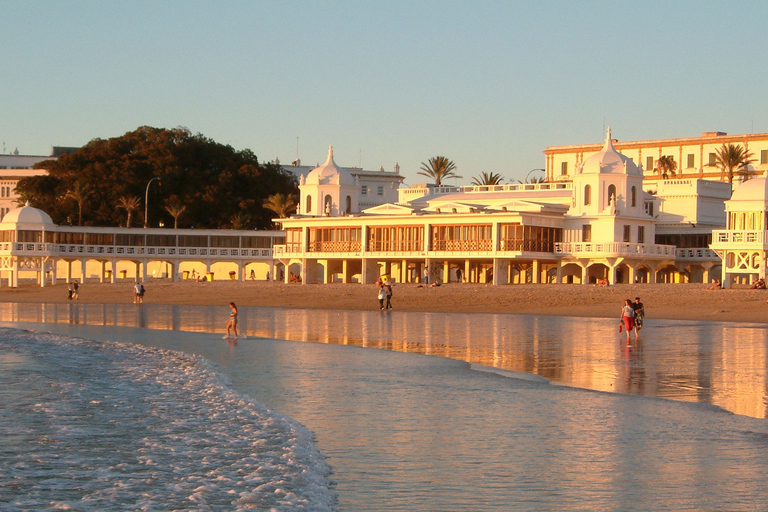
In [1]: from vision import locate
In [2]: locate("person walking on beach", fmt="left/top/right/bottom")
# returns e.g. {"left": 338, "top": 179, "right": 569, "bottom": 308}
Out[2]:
{"left": 385, "top": 283, "right": 393, "bottom": 310}
{"left": 620, "top": 299, "right": 637, "bottom": 341}
{"left": 633, "top": 297, "right": 645, "bottom": 334}
{"left": 378, "top": 285, "right": 386, "bottom": 310}
{"left": 67, "top": 282, "right": 74, "bottom": 300}
{"left": 134, "top": 282, "right": 142, "bottom": 303}
{"left": 456, "top": 267, "right": 463, "bottom": 283}
{"left": 225, "top": 302, "right": 238, "bottom": 339}
{"left": 72, "top": 281, "right": 79, "bottom": 300}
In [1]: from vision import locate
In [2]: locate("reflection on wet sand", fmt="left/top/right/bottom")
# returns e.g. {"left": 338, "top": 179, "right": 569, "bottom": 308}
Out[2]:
{"left": 2, "top": 302, "right": 766, "bottom": 419}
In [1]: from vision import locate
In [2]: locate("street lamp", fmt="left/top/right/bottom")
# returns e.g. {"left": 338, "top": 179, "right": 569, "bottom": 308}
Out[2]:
{"left": 144, "top": 177, "right": 161, "bottom": 228}
{"left": 525, "top": 168, "right": 546, "bottom": 184}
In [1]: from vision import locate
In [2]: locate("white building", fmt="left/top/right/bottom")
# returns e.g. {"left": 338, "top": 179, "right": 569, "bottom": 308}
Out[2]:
{"left": 275, "top": 131, "right": 723, "bottom": 285}
{"left": 711, "top": 177, "right": 768, "bottom": 287}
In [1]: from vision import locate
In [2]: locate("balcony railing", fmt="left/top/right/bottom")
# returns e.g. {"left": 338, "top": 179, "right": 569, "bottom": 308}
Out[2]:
{"left": 308, "top": 241, "right": 362, "bottom": 253}
{"left": 675, "top": 247, "right": 719, "bottom": 260}
{"left": 3, "top": 243, "right": 273, "bottom": 259}
{"left": 554, "top": 242, "right": 677, "bottom": 257}
{"left": 432, "top": 239, "right": 493, "bottom": 252}
{"left": 712, "top": 230, "right": 766, "bottom": 246}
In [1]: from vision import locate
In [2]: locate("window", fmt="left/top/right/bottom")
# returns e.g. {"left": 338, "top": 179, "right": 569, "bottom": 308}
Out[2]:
{"left": 646, "top": 156, "right": 654, "bottom": 171}
{"left": 762, "top": 150, "right": 768, "bottom": 165}
{"left": 638, "top": 226, "right": 645, "bottom": 244}
{"left": 709, "top": 153, "right": 716, "bottom": 166}
{"left": 324, "top": 195, "right": 332, "bottom": 215}
{"left": 631, "top": 186, "right": 636, "bottom": 207}
{"left": 345, "top": 196, "right": 351, "bottom": 214}
{"left": 623, "top": 225, "right": 631, "bottom": 242}
{"left": 361, "top": 185, "right": 368, "bottom": 195}
{"left": 607, "top": 184, "right": 616, "bottom": 206}
{"left": 561, "top": 162, "right": 568, "bottom": 175}
{"left": 306, "top": 195, "right": 312, "bottom": 213}
{"left": 377, "top": 186, "right": 384, "bottom": 196}
{"left": 584, "top": 184, "right": 591, "bottom": 206}
{"left": 582, "top": 225, "right": 591, "bottom": 242}
{"left": 687, "top": 154, "right": 695, "bottom": 168}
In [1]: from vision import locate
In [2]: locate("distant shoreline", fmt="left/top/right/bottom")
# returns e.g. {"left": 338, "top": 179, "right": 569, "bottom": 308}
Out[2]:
{"left": 2, "top": 280, "right": 767, "bottom": 324}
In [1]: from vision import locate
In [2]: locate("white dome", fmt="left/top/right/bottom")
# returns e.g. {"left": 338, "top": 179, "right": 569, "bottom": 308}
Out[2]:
{"left": 729, "top": 177, "right": 768, "bottom": 204}
{"left": 579, "top": 128, "right": 642, "bottom": 176}
{"left": 0, "top": 203, "right": 55, "bottom": 227}
{"left": 305, "top": 146, "right": 355, "bottom": 186}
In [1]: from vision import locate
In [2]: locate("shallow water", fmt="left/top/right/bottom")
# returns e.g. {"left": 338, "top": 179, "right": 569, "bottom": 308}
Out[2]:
{"left": 3, "top": 302, "right": 767, "bottom": 418}
{"left": 4, "top": 321, "right": 768, "bottom": 511}
{"left": 0, "top": 328, "right": 335, "bottom": 511}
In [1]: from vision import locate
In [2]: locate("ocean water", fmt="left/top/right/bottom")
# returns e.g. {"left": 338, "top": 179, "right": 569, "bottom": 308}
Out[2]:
{"left": 0, "top": 328, "right": 335, "bottom": 511}
{"left": 3, "top": 304, "right": 768, "bottom": 511}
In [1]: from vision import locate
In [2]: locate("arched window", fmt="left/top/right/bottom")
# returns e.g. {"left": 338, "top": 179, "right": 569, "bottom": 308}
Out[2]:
{"left": 324, "top": 195, "right": 332, "bottom": 215}
{"left": 608, "top": 184, "right": 617, "bottom": 206}
{"left": 306, "top": 195, "right": 312, "bottom": 214}
{"left": 584, "top": 184, "right": 591, "bottom": 206}
{"left": 345, "top": 195, "right": 352, "bottom": 214}
{"left": 631, "top": 186, "right": 637, "bottom": 207}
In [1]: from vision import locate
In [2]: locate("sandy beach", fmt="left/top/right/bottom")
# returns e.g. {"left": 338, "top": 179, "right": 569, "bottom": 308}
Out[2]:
{"left": 2, "top": 280, "right": 768, "bottom": 324}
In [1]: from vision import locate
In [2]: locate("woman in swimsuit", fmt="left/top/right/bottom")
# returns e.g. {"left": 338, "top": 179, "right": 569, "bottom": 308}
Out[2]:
{"left": 225, "top": 302, "right": 238, "bottom": 339}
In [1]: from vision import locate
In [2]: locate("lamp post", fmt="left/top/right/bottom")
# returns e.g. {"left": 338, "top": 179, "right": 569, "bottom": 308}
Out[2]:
{"left": 144, "top": 177, "right": 161, "bottom": 228}
{"left": 525, "top": 168, "right": 546, "bottom": 184}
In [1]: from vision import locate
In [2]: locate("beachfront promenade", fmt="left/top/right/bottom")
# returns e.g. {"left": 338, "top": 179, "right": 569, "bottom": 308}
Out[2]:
{"left": 0, "top": 204, "right": 284, "bottom": 287}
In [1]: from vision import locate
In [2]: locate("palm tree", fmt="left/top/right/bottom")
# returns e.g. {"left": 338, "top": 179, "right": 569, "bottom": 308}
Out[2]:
{"left": 471, "top": 172, "right": 504, "bottom": 186}
{"left": 117, "top": 196, "right": 141, "bottom": 227}
{"left": 654, "top": 156, "right": 677, "bottom": 180}
{"left": 263, "top": 193, "right": 297, "bottom": 218}
{"left": 66, "top": 182, "right": 89, "bottom": 226}
{"left": 711, "top": 143, "right": 755, "bottom": 184}
{"left": 418, "top": 156, "right": 461, "bottom": 186}
{"left": 229, "top": 212, "right": 251, "bottom": 230}
{"left": 164, "top": 201, "right": 186, "bottom": 229}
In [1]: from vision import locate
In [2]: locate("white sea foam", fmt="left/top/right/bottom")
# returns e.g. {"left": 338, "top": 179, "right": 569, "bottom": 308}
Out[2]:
{"left": 0, "top": 328, "right": 336, "bottom": 511}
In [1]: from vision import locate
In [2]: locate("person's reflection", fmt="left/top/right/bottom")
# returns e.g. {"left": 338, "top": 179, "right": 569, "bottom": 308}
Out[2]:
{"left": 136, "top": 304, "right": 147, "bottom": 328}
{"left": 623, "top": 337, "right": 646, "bottom": 395}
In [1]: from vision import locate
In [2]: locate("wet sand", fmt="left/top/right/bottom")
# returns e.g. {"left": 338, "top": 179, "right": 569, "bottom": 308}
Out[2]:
{"left": 2, "top": 280, "right": 767, "bottom": 324}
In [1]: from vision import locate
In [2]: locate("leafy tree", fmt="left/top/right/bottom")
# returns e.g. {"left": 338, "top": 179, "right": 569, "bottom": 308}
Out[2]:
{"left": 711, "top": 143, "right": 755, "bottom": 184}
{"left": 164, "top": 196, "right": 186, "bottom": 229}
{"left": 16, "top": 126, "right": 297, "bottom": 229}
{"left": 471, "top": 172, "right": 504, "bottom": 186}
{"left": 263, "top": 193, "right": 297, "bottom": 218}
{"left": 117, "top": 196, "right": 141, "bottom": 227}
{"left": 418, "top": 156, "right": 461, "bottom": 186}
{"left": 654, "top": 156, "right": 677, "bottom": 180}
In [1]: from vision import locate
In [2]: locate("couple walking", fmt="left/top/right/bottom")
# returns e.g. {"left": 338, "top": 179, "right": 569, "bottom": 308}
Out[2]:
{"left": 376, "top": 277, "right": 393, "bottom": 310}
{"left": 620, "top": 297, "right": 645, "bottom": 341}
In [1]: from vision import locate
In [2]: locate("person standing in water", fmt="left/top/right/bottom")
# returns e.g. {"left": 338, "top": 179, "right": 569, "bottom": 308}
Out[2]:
{"left": 225, "top": 302, "right": 238, "bottom": 340}
{"left": 620, "top": 298, "right": 636, "bottom": 342}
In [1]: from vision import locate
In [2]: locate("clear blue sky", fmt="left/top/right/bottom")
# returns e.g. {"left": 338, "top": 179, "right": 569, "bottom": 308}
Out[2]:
{"left": 3, "top": 1, "right": 767, "bottom": 185}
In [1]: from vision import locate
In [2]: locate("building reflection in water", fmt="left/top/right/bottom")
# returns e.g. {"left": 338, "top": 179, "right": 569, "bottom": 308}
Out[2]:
{"left": 1, "top": 303, "right": 766, "bottom": 419}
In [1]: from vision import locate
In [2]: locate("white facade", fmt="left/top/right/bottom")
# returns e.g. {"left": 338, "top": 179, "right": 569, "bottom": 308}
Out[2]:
{"left": 275, "top": 130, "right": 719, "bottom": 286}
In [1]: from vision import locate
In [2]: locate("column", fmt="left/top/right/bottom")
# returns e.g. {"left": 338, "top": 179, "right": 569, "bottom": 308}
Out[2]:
{"left": 362, "top": 258, "right": 379, "bottom": 285}
{"left": 443, "top": 260, "right": 450, "bottom": 284}
{"left": 493, "top": 258, "right": 509, "bottom": 285}
{"left": 141, "top": 261, "right": 148, "bottom": 282}
{"left": 581, "top": 263, "right": 589, "bottom": 285}
{"left": 80, "top": 259, "right": 86, "bottom": 282}
{"left": 556, "top": 260, "right": 563, "bottom": 284}
{"left": 532, "top": 259, "right": 540, "bottom": 284}
{"left": 100, "top": 261, "right": 107, "bottom": 283}
{"left": 66, "top": 260, "right": 72, "bottom": 283}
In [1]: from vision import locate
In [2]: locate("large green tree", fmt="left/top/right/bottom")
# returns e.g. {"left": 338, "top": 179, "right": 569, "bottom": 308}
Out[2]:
{"left": 418, "top": 156, "right": 461, "bottom": 186}
{"left": 16, "top": 126, "right": 297, "bottom": 229}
